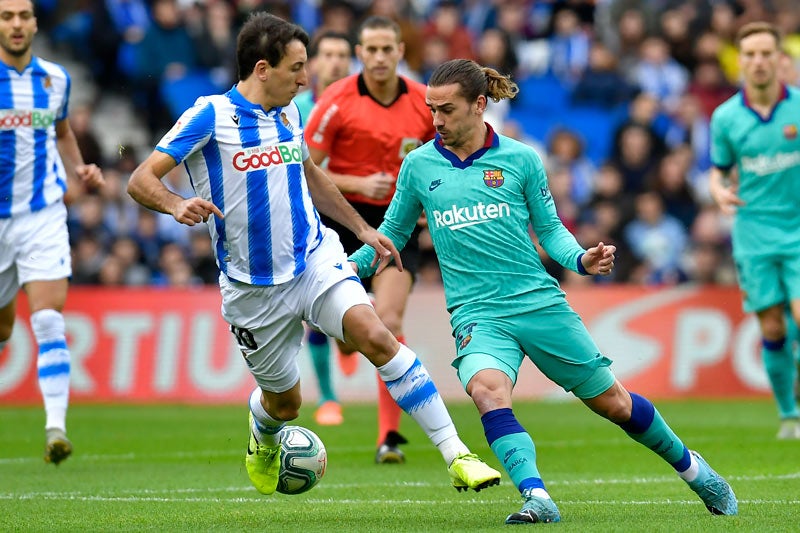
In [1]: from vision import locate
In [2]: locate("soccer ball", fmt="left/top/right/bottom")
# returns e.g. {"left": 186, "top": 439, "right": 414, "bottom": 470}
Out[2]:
{"left": 276, "top": 425, "right": 327, "bottom": 495}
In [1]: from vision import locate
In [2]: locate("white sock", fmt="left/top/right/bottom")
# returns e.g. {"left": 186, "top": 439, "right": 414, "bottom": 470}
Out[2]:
{"left": 248, "top": 387, "right": 283, "bottom": 446}
{"left": 678, "top": 454, "right": 701, "bottom": 482}
{"left": 32, "top": 310, "right": 70, "bottom": 432}
{"left": 526, "top": 488, "right": 551, "bottom": 499}
{"left": 376, "top": 345, "right": 467, "bottom": 463}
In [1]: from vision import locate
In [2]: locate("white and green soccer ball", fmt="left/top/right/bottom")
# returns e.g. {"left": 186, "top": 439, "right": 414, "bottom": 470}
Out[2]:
{"left": 277, "top": 425, "right": 327, "bottom": 495}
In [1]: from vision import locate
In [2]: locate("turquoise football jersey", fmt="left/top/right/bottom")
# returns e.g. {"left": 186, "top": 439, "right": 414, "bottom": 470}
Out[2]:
{"left": 293, "top": 89, "right": 315, "bottom": 124}
{"left": 349, "top": 127, "right": 586, "bottom": 330}
{"left": 710, "top": 86, "right": 800, "bottom": 257}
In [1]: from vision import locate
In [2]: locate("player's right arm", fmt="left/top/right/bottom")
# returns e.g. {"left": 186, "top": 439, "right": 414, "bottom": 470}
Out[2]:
{"left": 709, "top": 106, "right": 745, "bottom": 216}
{"left": 708, "top": 166, "right": 744, "bottom": 216}
{"left": 127, "top": 98, "right": 223, "bottom": 226}
{"left": 128, "top": 151, "right": 222, "bottom": 226}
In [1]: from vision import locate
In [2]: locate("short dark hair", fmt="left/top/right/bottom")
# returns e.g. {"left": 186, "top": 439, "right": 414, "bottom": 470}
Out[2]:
{"left": 308, "top": 30, "right": 352, "bottom": 59}
{"left": 357, "top": 15, "right": 401, "bottom": 44}
{"left": 236, "top": 12, "right": 309, "bottom": 81}
{"left": 735, "top": 21, "right": 781, "bottom": 49}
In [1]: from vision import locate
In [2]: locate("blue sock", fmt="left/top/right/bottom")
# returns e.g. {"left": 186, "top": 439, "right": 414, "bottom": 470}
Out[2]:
{"left": 308, "top": 330, "right": 336, "bottom": 403}
{"left": 618, "top": 393, "right": 691, "bottom": 472}
{"left": 762, "top": 337, "right": 799, "bottom": 419}
{"left": 482, "top": 408, "right": 545, "bottom": 493}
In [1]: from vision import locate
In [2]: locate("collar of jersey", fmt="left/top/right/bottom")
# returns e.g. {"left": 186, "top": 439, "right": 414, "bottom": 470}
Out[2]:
{"left": 0, "top": 56, "right": 34, "bottom": 75}
{"left": 434, "top": 122, "right": 499, "bottom": 169}
{"left": 741, "top": 83, "right": 790, "bottom": 123}
{"left": 228, "top": 84, "right": 282, "bottom": 115}
{"left": 357, "top": 74, "right": 408, "bottom": 106}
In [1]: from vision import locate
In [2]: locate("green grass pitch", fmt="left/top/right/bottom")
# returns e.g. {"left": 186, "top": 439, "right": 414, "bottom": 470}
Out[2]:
{"left": 1, "top": 399, "right": 797, "bottom": 532}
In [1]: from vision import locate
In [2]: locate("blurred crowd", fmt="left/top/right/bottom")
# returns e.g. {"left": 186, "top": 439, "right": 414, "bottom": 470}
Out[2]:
{"left": 44, "top": 0, "right": 800, "bottom": 289}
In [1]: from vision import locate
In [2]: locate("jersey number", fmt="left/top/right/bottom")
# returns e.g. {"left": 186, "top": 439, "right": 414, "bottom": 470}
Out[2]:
{"left": 230, "top": 325, "right": 258, "bottom": 350}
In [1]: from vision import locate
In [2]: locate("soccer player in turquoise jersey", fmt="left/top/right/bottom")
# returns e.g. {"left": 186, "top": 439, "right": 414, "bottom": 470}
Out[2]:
{"left": 350, "top": 59, "right": 738, "bottom": 524}
{"left": 709, "top": 21, "right": 800, "bottom": 440}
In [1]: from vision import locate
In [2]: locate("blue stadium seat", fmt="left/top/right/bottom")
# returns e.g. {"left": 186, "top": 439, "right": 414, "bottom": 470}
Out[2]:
{"left": 515, "top": 73, "right": 571, "bottom": 114}
{"left": 160, "top": 70, "right": 223, "bottom": 120}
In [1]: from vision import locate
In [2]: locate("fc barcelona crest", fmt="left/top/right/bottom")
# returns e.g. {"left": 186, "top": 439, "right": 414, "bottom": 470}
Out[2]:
{"left": 784, "top": 124, "right": 798, "bottom": 140}
{"left": 483, "top": 169, "right": 504, "bottom": 188}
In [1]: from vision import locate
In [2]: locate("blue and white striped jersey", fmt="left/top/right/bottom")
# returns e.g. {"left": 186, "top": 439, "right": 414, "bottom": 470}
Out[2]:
{"left": 0, "top": 57, "right": 70, "bottom": 218}
{"left": 157, "top": 86, "right": 324, "bottom": 286}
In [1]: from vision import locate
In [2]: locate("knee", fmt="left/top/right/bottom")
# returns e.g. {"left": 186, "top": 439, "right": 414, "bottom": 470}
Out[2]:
{"left": 465, "top": 370, "right": 512, "bottom": 412}
{"left": 761, "top": 322, "right": 786, "bottom": 341}
{"left": 603, "top": 395, "right": 632, "bottom": 424}
{"left": 760, "top": 311, "right": 788, "bottom": 340}
{"left": 349, "top": 325, "right": 397, "bottom": 361}
{"left": 586, "top": 384, "right": 631, "bottom": 423}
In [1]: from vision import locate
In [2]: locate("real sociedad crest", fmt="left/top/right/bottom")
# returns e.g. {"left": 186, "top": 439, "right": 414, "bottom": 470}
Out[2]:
{"left": 483, "top": 169, "right": 504, "bottom": 188}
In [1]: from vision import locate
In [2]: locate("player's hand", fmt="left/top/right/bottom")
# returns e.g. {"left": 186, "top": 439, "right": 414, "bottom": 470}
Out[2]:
{"left": 348, "top": 261, "right": 358, "bottom": 275}
{"left": 76, "top": 163, "right": 105, "bottom": 189}
{"left": 710, "top": 182, "right": 745, "bottom": 215}
{"left": 359, "top": 227, "right": 403, "bottom": 275}
{"left": 581, "top": 241, "right": 616, "bottom": 276}
{"left": 359, "top": 172, "right": 395, "bottom": 201}
{"left": 172, "top": 197, "right": 224, "bottom": 226}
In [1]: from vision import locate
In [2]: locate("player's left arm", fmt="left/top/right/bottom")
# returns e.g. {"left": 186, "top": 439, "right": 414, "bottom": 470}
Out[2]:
{"left": 55, "top": 119, "right": 104, "bottom": 202}
{"left": 304, "top": 157, "right": 401, "bottom": 274}
{"left": 524, "top": 152, "right": 588, "bottom": 272}
{"left": 521, "top": 150, "right": 615, "bottom": 276}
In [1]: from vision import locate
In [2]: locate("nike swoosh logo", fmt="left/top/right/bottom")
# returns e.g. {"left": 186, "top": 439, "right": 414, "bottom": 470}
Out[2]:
{"left": 429, "top": 180, "right": 442, "bottom": 191}
{"left": 247, "top": 433, "right": 256, "bottom": 455}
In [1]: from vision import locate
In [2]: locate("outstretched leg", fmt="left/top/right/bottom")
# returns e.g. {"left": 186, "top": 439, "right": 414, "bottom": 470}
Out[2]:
{"left": 584, "top": 381, "right": 738, "bottom": 516}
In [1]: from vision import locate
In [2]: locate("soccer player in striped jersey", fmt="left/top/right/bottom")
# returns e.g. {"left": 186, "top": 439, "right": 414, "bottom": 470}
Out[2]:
{"left": 710, "top": 21, "right": 800, "bottom": 440}
{"left": 0, "top": 0, "right": 104, "bottom": 465}
{"left": 127, "top": 12, "right": 501, "bottom": 497}
{"left": 349, "top": 59, "right": 738, "bottom": 524}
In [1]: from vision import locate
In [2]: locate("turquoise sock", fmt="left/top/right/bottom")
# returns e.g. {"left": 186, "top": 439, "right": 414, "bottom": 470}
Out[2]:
{"left": 762, "top": 337, "right": 799, "bottom": 419}
{"left": 784, "top": 309, "right": 799, "bottom": 365}
{"left": 482, "top": 408, "right": 544, "bottom": 492}
{"left": 308, "top": 331, "right": 336, "bottom": 403}
{"left": 619, "top": 393, "right": 690, "bottom": 470}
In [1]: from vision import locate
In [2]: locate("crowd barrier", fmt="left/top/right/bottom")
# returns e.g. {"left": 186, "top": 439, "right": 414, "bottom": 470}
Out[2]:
{"left": 0, "top": 284, "right": 769, "bottom": 404}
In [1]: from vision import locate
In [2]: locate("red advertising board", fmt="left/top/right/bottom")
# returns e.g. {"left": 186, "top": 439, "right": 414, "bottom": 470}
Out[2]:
{"left": 0, "top": 284, "right": 769, "bottom": 405}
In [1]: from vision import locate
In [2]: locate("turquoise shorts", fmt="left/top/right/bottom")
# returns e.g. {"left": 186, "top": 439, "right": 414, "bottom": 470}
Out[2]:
{"left": 734, "top": 252, "right": 800, "bottom": 313}
{"left": 452, "top": 300, "right": 615, "bottom": 400}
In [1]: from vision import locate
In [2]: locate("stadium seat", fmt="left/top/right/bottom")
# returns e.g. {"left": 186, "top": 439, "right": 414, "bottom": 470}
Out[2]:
{"left": 160, "top": 70, "right": 224, "bottom": 120}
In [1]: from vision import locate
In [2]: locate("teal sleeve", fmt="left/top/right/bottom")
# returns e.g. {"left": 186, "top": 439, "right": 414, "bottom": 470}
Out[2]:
{"left": 710, "top": 108, "right": 733, "bottom": 170}
{"left": 348, "top": 171, "right": 423, "bottom": 278}
{"left": 525, "top": 157, "right": 586, "bottom": 273}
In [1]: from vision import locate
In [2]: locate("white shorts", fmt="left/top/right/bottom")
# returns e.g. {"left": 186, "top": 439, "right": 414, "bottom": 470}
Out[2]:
{"left": 220, "top": 228, "right": 372, "bottom": 393}
{"left": 0, "top": 202, "right": 71, "bottom": 308}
